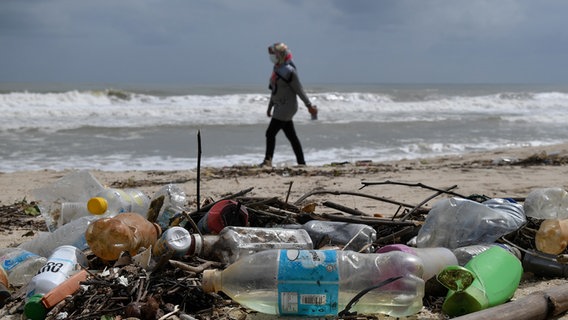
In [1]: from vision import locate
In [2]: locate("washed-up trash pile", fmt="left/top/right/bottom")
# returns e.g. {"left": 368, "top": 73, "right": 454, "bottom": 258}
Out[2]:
{"left": 1, "top": 169, "right": 568, "bottom": 319}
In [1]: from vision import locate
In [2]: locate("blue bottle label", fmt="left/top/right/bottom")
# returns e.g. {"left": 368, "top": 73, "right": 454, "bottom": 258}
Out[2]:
{"left": 1, "top": 251, "right": 36, "bottom": 272}
{"left": 277, "top": 250, "right": 339, "bottom": 316}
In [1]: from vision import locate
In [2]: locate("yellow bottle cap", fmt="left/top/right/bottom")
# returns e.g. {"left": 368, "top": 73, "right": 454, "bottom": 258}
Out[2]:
{"left": 87, "top": 197, "right": 108, "bottom": 215}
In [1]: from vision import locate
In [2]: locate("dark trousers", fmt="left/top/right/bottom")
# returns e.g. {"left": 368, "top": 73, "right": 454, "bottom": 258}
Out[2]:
{"left": 264, "top": 118, "right": 305, "bottom": 165}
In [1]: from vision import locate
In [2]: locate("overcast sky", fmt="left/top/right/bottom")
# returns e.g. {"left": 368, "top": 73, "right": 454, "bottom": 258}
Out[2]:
{"left": 1, "top": 0, "right": 567, "bottom": 85}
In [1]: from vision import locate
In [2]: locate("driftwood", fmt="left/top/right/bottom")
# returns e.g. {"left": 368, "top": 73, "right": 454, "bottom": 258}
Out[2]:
{"left": 453, "top": 283, "right": 568, "bottom": 320}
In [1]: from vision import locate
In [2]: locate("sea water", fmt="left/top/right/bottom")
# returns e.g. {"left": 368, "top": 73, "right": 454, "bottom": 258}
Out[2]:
{"left": 1, "top": 82, "right": 568, "bottom": 172}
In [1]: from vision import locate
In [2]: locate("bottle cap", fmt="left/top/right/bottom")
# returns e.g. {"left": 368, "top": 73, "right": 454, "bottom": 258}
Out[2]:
{"left": 87, "top": 197, "right": 108, "bottom": 215}
{"left": 24, "top": 294, "right": 48, "bottom": 320}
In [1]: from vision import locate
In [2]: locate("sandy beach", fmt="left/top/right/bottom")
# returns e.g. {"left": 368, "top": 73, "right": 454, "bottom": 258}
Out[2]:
{"left": 3, "top": 142, "right": 568, "bottom": 319}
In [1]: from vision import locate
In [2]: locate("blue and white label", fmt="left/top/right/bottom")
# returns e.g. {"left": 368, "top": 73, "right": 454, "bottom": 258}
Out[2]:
{"left": 277, "top": 250, "right": 339, "bottom": 316}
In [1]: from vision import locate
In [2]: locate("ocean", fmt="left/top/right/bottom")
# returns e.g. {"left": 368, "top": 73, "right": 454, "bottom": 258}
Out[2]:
{"left": 1, "top": 83, "right": 567, "bottom": 173}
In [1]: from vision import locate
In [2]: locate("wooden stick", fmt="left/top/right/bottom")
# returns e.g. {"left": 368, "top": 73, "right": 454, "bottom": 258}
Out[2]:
{"left": 322, "top": 201, "right": 366, "bottom": 216}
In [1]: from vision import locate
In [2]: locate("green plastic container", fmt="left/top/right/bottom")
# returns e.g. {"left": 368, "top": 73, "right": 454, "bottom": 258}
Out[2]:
{"left": 437, "top": 245, "right": 522, "bottom": 317}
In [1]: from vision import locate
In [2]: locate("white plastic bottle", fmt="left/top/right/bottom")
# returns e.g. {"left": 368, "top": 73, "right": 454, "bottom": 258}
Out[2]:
{"left": 0, "top": 248, "right": 48, "bottom": 287}
{"left": 186, "top": 226, "right": 314, "bottom": 264}
{"left": 151, "top": 184, "right": 188, "bottom": 230}
{"left": 24, "top": 245, "right": 88, "bottom": 320}
{"left": 87, "top": 188, "right": 150, "bottom": 217}
{"left": 18, "top": 215, "right": 95, "bottom": 257}
{"left": 202, "top": 249, "right": 425, "bottom": 317}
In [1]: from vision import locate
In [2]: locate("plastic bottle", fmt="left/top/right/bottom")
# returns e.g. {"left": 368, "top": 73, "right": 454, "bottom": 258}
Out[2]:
{"left": 522, "top": 250, "right": 568, "bottom": 278}
{"left": 523, "top": 187, "right": 568, "bottom": 219}
{"left": 535, "top": 218, "right": 568, "bottom": 254}
{"left": 281, "top": 220, "right": 377, "bottom": 252}
{"left": 376, "top": 244, "right": 457, "bottom": 280}
{"left": 0, "top": 248, "right": 48, "bottom": 286}
{"left": 415, "top": 197, "right": 526, "bottom": 249}
{"left": 24, "top": 245, "right": 88, "bottom": 320}
{"left": 202, "top": 249, "right": 425, "bottom": 317}
{"left": 31, "top": 170, "right": 105, "bottom": 231}
{"left": 151, "top": 184, "right": 188, "bottom": 231}
{"left": 197, "top": 200, "right": 249, "bottom": 234}
{"left": 87, "top": 187, "right": 151, "bottom": 217}
{"left": 85, "top": 212, "right": 161, "bottom": 261}
{"left": 57, "top": 201, "right": 92, "bottom": 227}
{"left": 18, "top": 215, "right": 94, "bottom": 258}
{"left": 437, "top": 246, "right": 522, "bottom": 317}
{"left": 0, "top": 265, "right": 10, "bottom": 308}
{"left": 184, "top": 226, "right": 313, "bottom": 264}
{"left": 152, "top": 226, "right": 192, "bottom": 258}
{"left": 452, "top": 243, "right": 522, "bottom": 266}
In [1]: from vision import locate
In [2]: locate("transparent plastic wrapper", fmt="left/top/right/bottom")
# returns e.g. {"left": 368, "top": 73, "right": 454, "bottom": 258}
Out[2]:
{"left": 523, "top": 187, "right": 568, "bottom": 219}
{"left": 202, "top": 249, "right": 425, "bottom": 317}
{"left": 281, "top": 220, "right": 377, "bottom": 252}
{"left": 151, "top": 184, "right": 188, "bottom": 231}
{"left": 415, "top": 197, "right": 526, "bottom": 249}
{"left": 31, "top": 170, "right": 105, "bottom": 231}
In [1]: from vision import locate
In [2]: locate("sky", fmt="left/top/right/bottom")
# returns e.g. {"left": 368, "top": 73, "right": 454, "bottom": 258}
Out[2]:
{"left": 1, "top": 0, "right": 568, "bottom": 86}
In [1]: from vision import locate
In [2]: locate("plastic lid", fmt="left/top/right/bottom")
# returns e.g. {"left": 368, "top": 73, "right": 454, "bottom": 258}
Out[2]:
{"left": 87, "top": 197, "right": 108, "bottom": 215}
{"left": 24, "top": 294, "right": 48, "bottom": 320}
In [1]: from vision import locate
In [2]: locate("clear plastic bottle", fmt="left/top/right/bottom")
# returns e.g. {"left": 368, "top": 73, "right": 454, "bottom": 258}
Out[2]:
{"left": 197, "top": 200, "right": 249, "bottom": 235}
{"left": 376, "top": 244, "right": 457, "bottom": 280}
{"left": 85, "top": 212, "right": 161, "bottom": 261}
{"left": 31, "top": 170, "right": 105, "bottom": 231}
{"left": 523, "top": 187, "right": 568, "bottom": 219}
{"left": 415, "top": 197, "right": 526, "bottom": 249}
{"left": 18, "top": 215, "right": 94, "bottom": 258}
{"left": 186, "top": 226, "right": 313, "bottom": 264}
{"left": 151, "top": 184, "right": 188, "bottom": 231}
{"left": 0, "top": 248, "right": 48, "bottom": 286}
{"left": 202, "top": 249, "right": 425, "bottom": 317}
{"left": 88, "top": 188, "right": 151, "bottom": 217}
{"left": 282, "top": 220, "right": 377, "bottom": 252}
{"left": 452, "top": 243, "right": 522, "bottom": 266}
{"left": 24, "top": 245, "right": 88, "bottom": 320}
{"left": 535, "top": 218, "right": 568, "bottom": 254}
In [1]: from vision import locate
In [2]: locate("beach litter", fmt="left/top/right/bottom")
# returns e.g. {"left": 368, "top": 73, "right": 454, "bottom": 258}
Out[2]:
{"left": 2, "top": 154, "right": 568, "bottom": 319}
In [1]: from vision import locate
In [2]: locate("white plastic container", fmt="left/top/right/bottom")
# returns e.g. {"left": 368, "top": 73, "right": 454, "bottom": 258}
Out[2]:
{"left": 202, "top": 249, "right": 425, "bottom": 317}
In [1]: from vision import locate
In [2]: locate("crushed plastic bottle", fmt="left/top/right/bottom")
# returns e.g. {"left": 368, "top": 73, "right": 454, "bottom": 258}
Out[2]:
{"left": 0, "top": 248, "right": 48, "bottom": 286}
{"left": 376, "top": 244, "right": 457, "bottom": 280}
{"left": 24, "top": 245, "right": 88, "bottom": 320}
{"left": 535, "top": 218, "right": 568, "bottom": 254}
{"left": 202, "top": 249, "right": 425, "bottom": 317}
{"left": 281, "top": 220, "right": 377, "bottom": 252}
{"left": 415, "top": 197, "right": 526, "bottom": 249}
{"left": 185, "top": 226, "right": 313, "bottom": 264}
{"left": 18, "top": 215, "right": 94, "bottom": 258}
{"left": 32, "top": 170, "right": 105, "bottom": 231}
{"left": 85, "top": 212, "right": 161, "bottom": 261}
{"left": 197, "top": 200, "right": 249, "bottom": 234}
{"left": 437, "top": 246, "right": 522, "bottom": 317}
{"left": 151, "top": 184, "right": 188, "bottom": 231}
{"left": 523, "top": 187, "right": 568, "bottom": 219}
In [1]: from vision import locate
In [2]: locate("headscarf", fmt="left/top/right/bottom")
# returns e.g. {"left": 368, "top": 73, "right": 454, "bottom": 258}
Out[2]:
{"left": 269, "top": 42, "right": 294, "bottom": 91}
